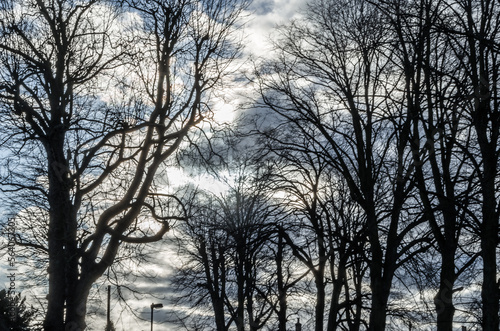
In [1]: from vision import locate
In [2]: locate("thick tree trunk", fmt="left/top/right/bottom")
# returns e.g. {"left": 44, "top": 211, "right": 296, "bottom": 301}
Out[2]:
{"left": 434, "top": 254, "right": 455, "bottom": 331}
{"left": 474, "top": 78, "right": 499, "bottom": 331}
{"left": 314, "top": 274, "right": 326, "bottom": 331}
{"left": 465, "top": 0, "right": 500, "bottom": 324}
{"left": 213, "top": 297, "right": 226, "bottom": 331}
{"left": 368, "top": 276, "right": 388, "bottom": 331}
{"left": 367, "top": 210, "right": 388, "bottom": 331}
{"left": 66, "top": 267, "right": 107, "bottom": 331}
{"left": 433, "top": 203, "right": 459, "bottom": 331}
{"left": 481, "top": 230, "right": 499, "bottom": 331}
{"left": 481, "top": 178, "right": 499, "bottom": 331}
{"left": 368, "top": 221, "right": 398, "bottom": 331}
{"left": 65, "top": 285, "right": 91, "bottom": 331}
{"left": 44, "top": 135, "right": 75, "bottom": 331}
{"left": 277, "top": 287, "right": 287, "bottom": 331}
{"left": 44, "top": 239, "right": 65, "bottom": 330}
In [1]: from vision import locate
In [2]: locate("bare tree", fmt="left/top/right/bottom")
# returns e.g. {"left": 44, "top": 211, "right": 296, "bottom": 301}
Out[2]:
{"left": 254, "top": 0, "right": 432, "bottom": 329}
{"left": 452, "top": 1, "right": 500, "bottom": 329}
{"left": 369, "top": 0, "right": 500, "bottom": 329}
{"left": 170, "top": 161, "right": 279, "bottom": 331}
{"left": 0, "top": 0, "right": 245, "bottom": 329}
{"left": 365, "top": 1, "right": 482, "bottom": 329}
{"left": 255, "top": 130, "right": 369, "bottom": 331}
{"left": 169, "top": 190, "right": 232, "bottom": 331}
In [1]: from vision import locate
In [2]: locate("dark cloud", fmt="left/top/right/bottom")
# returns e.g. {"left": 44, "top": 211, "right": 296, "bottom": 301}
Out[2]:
{"left": 249, "top": 0, "right": 275, "bottom": 15}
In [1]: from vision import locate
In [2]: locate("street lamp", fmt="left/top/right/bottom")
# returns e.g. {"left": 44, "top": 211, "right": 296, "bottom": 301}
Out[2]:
{"left": 150, "top": 303, "right": 163, "bottom": 331}
{"left": 295, "top": 318, "right": 302, "bottom": 331}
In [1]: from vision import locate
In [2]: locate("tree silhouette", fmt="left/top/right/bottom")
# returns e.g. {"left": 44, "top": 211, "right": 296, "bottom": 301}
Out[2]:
{"left": 0, "top": 289, "right": 38, "bottom": 331}
{"left": 254, "top": 0, "right": 432, "bottom": 329}
{"left": 170, "top": 160, "right": 279, "bottom": 331}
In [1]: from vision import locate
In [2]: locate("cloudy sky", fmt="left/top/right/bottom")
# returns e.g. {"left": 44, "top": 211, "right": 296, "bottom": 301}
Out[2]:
{"left": 109, "top": 2, "right": 306, "bottom": 330}
{"left": 0, "top": 0, "right": 306, "bottom": 330}
{"left": 244, "top": 0, "right": 305, "bottom": 55}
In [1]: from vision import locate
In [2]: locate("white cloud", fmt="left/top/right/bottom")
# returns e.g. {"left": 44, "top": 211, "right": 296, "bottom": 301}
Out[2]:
{"left": 243, "top": 0, "right": 306, "bottom": 58}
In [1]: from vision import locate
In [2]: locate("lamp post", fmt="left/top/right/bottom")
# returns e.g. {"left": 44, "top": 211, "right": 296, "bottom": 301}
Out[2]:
{"left": 150, "top": 303, "right": 163, "bottom": 331}
{"left": 107, "top": 285, "right": 111, "bottom": 325}
{"left": 295, "top": 318, "right": 301, "bottom": 331}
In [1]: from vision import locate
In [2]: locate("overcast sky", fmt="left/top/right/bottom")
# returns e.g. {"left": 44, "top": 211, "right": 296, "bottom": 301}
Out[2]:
{"left": 245, "top": 0, "right": 305, "bottom": 55}
{"left": 119, "top": 3, "right": 306, "bottom": 330}
{"left": 0, "top": 1, "right": 306, "bottom": 330}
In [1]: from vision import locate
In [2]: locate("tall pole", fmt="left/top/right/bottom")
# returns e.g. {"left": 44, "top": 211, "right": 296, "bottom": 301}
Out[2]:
{"left": 150, "top": 304, "right": 153, "bottom": 331}
{"left": 150, "top": 303, "right": 163, "bottom": 331}
{"left": 107, "top": 285, "right": 111, "bottom": 325}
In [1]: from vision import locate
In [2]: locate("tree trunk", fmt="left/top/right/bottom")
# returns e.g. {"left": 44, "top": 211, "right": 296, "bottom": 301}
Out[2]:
{"left": 478, "top": 100, "right": 499, "bottom": 331}
{"left": 236, "top": 244, "right": 245, "bottom": 331}
{"left": 44, "top": 135, "right": 75, "bottom": 331}
{"left": 276, "top": 231, "right": 287, "bottom": 331}
{"left": 367, "top": 209, "right": 388, "bottom": 331}
{"left": 213, "top": 297, "right": 226, "bottom": 331}
{"left": 203, "top": 241, "right": 227, "bottom": 331}
{"left": 246, "top": 256, "right": 256, "bottom": 331}
{"left": 65, "top": 284, "right": 91, "bottom": 331}
{"left": 432, "top": 196, "right": 459, "bottom": 331}
{"left": 473, "top": 74, "right": 499, "bottom": 331}
{"left": 213, "top": 255, "right": 227, "bottom": 331}
{"left": 368, "top": 275, "right": 388, "bottom": 331}
{"left": 434, "top": 251, "right": 456, "bottom": 331}
{"left": 481, "top": 229, "right": 499, "bottom": 331}
{"left": 314, "top": 274, "right": 326, "bottom": 331}
{"left": 327, "top": 257, "right": 346, "bottom": 331}
{"left": 481, "top": 177, "right": 499, "bottom": 331}
{"left": 465, "top": 1, "right": 500, "bottom": 326}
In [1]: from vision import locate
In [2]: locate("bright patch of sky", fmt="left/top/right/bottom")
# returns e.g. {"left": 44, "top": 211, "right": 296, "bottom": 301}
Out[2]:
{"left": 244, "top": 0, "right": 306, "bottom": 57}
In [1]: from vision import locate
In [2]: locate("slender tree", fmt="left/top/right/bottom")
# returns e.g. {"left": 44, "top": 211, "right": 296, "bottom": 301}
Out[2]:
{"left": 169, "top": 158, "right": 278, "bottom": 331}
{"left": 454, "top": 1, "right": 500, "bottom": 329}
{"left": 367, "top": 1, "right": 481, "bottom": 329}
{"left": 256, "top": 131, "right": 369, "bottom": 331}
{"left": 254, "top": 0, "right": 432, "bottom": 329}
